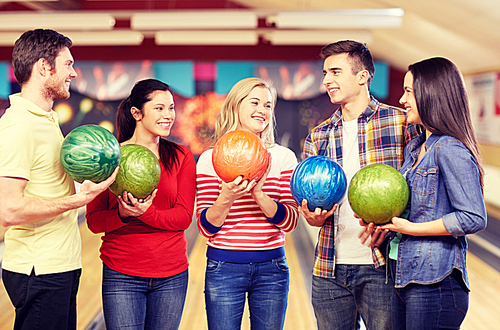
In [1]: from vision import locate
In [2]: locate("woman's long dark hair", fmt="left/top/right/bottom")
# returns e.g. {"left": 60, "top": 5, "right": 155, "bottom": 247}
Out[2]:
{"left": 409, "top": 57, "right": 484, "bottom": 190}
{"left": 116, "top": 79, "right": 182, "bottom": 172}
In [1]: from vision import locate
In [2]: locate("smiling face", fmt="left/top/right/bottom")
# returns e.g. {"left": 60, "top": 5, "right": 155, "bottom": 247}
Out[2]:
{"left": 322, "top": 53, "right": 367, "bottom": 106}
{"left": 42, "top": 47, "right": 77, "bottom": 100}
{"left": 133, "top": 90, "right": 175, "bottom": 138}
{"left": 400, "top": 71, "right": 423, "bottom": 125}
{"left": 236, "top": 86, "right": 272, "bottom": 136}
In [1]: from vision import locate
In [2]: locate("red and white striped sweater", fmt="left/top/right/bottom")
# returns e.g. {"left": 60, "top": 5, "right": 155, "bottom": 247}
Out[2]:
{"left": 196, "top": 144, "right": 299, "bottom": 256}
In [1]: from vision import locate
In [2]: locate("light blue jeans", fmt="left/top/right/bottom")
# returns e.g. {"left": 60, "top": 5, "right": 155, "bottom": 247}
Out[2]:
{"left": 204, "top": 256, "right": 290, "bottom": 330}
{"left": 102, "top": 264, "right": 188, "bottom": 330}
{"left": 312, "top": 265, "right": 393, "bottom": 330}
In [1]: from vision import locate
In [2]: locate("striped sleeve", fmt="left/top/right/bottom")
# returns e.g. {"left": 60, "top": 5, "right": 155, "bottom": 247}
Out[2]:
{"left": 195, "top": 150, "right": 221, "bottom": 238}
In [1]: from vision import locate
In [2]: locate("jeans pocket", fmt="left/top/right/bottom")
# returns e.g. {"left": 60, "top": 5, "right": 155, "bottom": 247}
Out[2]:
{"left": 273, "top": 256, "right": 289, "bottom": 272}
{"left": 450, "top": 277, "right": 468, "bottom": 315}
{"left": 206, "top": 259, "right": 224, "bottom": 273}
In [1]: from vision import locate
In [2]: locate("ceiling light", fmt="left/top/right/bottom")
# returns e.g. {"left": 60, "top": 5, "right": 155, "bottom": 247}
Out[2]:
{"left": 267, "top": 8, "right": 404, "bottom": 29}
{"left": 263, "top": 30, "right": 372, "bottom": 45}
{"left": 0, "top": 12, "right": 115, "bottom": 31}
{"left": 63, "top": 31, "right": 144, "bottom": 46}
{"left": 155, "top": 30, "right": 258, "bottom": 45}
{"left": 0, "top": 31, "right": 143, "bottom": 46}
{"left": 132, "top": 11, "right": 258, "bottom": 30}
{"left": 0, "top": 32, "right": 23, "bottom": 46}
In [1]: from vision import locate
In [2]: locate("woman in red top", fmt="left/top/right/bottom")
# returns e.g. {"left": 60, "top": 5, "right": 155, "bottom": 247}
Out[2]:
{"left": 86, "top": 79, "right": 196, "bottom": 330}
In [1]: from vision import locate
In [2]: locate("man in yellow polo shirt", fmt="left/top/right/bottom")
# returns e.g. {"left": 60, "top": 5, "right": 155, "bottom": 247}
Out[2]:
{"left": 0, "top": 29, "right": 117, "bottom": 330}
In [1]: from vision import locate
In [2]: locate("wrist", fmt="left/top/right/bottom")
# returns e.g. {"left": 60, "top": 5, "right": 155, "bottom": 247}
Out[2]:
{"left": 251, "top": 190, "right": 266, "bottom": 201}
{"left": 219, "top": 195, "right": 237, "bottom": 208}
{"left": 72, "top": 191, "right": 89, "bottom": 209}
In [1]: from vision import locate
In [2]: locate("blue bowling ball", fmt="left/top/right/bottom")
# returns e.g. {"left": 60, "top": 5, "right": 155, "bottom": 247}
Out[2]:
{"left": 290, "top": 156, "right": 347, "bottom": 212}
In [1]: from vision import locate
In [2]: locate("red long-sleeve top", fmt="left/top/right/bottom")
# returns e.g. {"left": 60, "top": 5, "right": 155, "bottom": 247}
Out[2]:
{"left": 86, "top": 144, "right": 196, "bottom": 278}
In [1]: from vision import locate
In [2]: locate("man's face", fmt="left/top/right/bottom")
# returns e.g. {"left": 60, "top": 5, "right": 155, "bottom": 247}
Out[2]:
{"left": 322, "top": 53, "right": 365, "bottom": 105}
{"left": 43, "top": 47, "right": 77, "bottom": 101}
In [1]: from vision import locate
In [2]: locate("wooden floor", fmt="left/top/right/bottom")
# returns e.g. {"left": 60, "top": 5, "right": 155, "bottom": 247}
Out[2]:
{"left": 1, "top": 223, "right": 500, "bottom": 329}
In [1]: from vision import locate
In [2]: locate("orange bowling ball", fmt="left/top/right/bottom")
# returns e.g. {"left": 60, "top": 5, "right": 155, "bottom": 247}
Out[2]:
{"left": 212, "top": 130, "right": 269, "bottom": 183}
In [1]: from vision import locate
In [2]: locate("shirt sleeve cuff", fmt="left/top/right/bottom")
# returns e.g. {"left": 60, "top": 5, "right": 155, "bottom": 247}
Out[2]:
{"left": 138, "top": 204, "right": 156, "bottom": 223}
{"left": 268, "top": 202, "right": 286, "bottom": 225}
{"left": 442, "top": 212, "right": 464, "bottom": 238}
{"left": 200, "top": 208, "right": 223, "bottom": 234}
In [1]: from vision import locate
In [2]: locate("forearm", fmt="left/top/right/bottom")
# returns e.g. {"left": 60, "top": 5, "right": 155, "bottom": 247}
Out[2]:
{"left": 86, "top": 191, "right": 127, "bottom": 234}
{"left": 401, "top": 218, "right": 450, "bottom": 236}
{"left": 205, "top": 196, "right": 235, "bottom": 227}
{"left": 87, "top": 209, "right": 125, "bottom": 233}
{"left": 145, "top": 156, "right": 196, "bottom": 231}
{"left": 139, "top": 204, "right": 193, "bottom": 231}
{"left": 252, "top": 191, "right": 278, "bottom": 218}
{"left": 1, "top": 193, "right": 86, "bottom": 227}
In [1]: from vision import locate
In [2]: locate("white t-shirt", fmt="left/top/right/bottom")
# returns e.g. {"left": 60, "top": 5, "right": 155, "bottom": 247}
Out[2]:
{"left": 335, "top": 118, "right": 372, "bottom": 264}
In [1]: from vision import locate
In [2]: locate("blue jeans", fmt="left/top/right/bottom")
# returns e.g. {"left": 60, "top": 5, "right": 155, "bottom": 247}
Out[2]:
{"left": 312, "top": 265, "right": 393, "bottom": 330}
{"left": 102, "top": 264, "right": 188, "bottom": 330}
{"left": 391, "top": 264, "right": 468, "bottom": 330}
{"left": 2, "top": 268, "right": 81, "bottom": 330}
{"left": 204, "top": 256, "right": 290, "bottom": 330}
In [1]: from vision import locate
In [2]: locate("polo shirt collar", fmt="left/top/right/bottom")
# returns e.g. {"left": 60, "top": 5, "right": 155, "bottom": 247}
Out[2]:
{"left": 9, "top": 93, "right": 58, "bottom": 122}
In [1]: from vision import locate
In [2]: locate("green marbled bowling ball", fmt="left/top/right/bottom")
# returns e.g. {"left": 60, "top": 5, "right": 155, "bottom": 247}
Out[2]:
{"left": 348, "top": 163, "right": 409, "bottom": 225}
{"left": 109, "top": 144, "right": 161, "bottom": 199}
{"left": 60, "top": 124, "right": 120, "bottom": 183}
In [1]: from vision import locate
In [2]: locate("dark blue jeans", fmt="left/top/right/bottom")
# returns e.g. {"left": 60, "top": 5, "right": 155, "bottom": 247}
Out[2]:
{"left": 102, "top": 264, "right": 188, "bottom": 330}
{"left": 204, "top": 256, "right": 290, "bottom": 330}
{"left": 2, "top": 268, "right": 81, "bottom": 330}
{"left": 312, "top": 265, "right": 393, "bottom": 330}
{"left": 390, "top": 260, "right": 468, "bottom": 330}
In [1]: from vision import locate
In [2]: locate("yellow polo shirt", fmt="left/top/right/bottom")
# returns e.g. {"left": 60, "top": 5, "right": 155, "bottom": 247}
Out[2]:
{"left": 0, "top": 94, "right": 81, "bottom": 275}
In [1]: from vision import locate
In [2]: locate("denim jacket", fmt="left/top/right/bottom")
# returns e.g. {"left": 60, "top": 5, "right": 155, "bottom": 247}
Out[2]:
{"left": 393, "top": 132, "right": 487, "bottom": 289}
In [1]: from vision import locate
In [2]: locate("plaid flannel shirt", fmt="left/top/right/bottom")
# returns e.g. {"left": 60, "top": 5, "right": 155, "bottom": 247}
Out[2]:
{"left": 303, "top": 96, "right": 420, "bottom": 278}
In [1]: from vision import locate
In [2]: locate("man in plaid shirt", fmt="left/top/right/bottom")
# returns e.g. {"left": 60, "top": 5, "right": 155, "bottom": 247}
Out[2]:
{"left": 298, "top": 40, "right": 420, "bottom": 330}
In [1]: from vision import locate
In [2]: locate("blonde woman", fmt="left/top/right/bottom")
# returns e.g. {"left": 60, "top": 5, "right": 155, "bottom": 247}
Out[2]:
{"left": 196, "top": 78, "right": 299, "bottom": 330}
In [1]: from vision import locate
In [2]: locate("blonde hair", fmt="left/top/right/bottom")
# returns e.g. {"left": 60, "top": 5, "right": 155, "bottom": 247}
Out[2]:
{"left": 214, "top": 77, "right": 277, "bottom": 145}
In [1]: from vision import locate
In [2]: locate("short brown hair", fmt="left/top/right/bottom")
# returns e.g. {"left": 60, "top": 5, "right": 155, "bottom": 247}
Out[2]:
{"left": 320, "top": 40, "right": 375, "bottom": 89}
{"left": 12, "top": 29, "right": 72, "bottom": 86}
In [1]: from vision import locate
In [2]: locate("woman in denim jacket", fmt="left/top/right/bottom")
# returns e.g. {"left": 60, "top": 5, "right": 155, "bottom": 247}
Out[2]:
{"left": 362, "top": 57, "right": 487, "bottom": 329}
